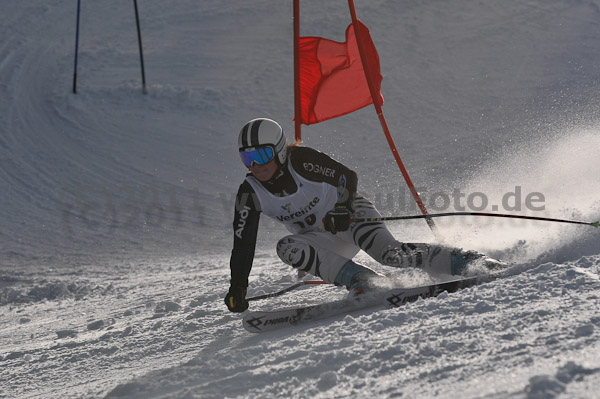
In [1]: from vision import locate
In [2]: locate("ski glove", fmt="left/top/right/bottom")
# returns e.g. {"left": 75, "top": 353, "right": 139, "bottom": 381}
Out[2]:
{"left": 323, "top": 205, "right": 352, "bottom": 234}
{"left": 225, "top": 284, "right": 249, "bottom": 312}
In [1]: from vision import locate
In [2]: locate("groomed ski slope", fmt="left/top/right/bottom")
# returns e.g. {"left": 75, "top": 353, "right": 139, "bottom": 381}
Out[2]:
{"left": 1, "top": 0, "right": 600, "bottom": 398}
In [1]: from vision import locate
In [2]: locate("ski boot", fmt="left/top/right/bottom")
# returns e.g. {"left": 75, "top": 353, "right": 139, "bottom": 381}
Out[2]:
{"left": 451, "top": 249, "right": 510, "bottom": 275}
{"left": 334, "top": 260, "right": 384, "bottom": 297}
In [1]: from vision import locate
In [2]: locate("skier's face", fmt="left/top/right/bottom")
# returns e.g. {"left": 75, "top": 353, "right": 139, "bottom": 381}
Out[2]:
{"left": 249, "top": 159, "right": 278, "bottom": 181}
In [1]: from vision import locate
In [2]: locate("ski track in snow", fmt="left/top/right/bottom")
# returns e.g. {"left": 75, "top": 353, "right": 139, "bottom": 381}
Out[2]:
{"left": 1, "top": 0, "right": 600, "bottom": 398}
{"left": 4, "top": 257, "right": 600, "bottom": 399}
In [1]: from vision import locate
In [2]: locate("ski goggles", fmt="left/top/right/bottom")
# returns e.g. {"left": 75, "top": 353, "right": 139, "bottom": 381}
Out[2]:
{"left": 239, "top": 145, "right": 275, "bottom": 167}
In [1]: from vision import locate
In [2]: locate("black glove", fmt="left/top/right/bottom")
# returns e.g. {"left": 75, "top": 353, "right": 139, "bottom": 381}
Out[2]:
{"left": 323, "top": 205, "right": 352, "bottom": 234}
{"left": 225, "top": 284, "right": 249, "bottom": 312}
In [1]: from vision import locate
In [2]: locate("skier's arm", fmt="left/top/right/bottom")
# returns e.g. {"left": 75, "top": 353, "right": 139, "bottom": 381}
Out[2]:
{"left": 229, "top": 181, "right": 261, "bottom": 288}
{"left": 226, "top": 181, "right": 261, "bottom": 312}
{"left": 290, "top": 146, "right": 358, "bottom": 207}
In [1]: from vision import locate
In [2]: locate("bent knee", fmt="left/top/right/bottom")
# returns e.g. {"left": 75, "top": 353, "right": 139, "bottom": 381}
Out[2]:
{"left": 276, "top": 236, "right": 311, "bottom": 267}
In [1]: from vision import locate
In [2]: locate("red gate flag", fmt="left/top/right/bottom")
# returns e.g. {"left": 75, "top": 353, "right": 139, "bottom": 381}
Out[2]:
{"left": 298, "top": 20, "right": 383, "bottom": 125}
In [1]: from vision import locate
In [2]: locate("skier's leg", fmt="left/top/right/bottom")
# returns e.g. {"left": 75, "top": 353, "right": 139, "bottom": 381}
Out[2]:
{"left": 276, "top": 231, "right": 357, "bottom": 283}
{"left": 276, "top": 231, "right": 381, "bottom": 287}
{"left": 333, "top": 259, "right": 383, "bottom": 294}
{"left": 345, "top": 196, "right": 499, "bottom": 275}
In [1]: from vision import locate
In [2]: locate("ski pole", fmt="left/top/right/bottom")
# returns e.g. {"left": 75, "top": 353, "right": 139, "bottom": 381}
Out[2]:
{"left": 247, "top": 280, "right": 329, "bottom": 302}
{"left": 72, "top": 0, "right": 82, "bottom": 93}
{"left": 133, "top": 0, "right": 147, "bottom": 94}
{"left": 353, "top": 212, "right": 599, "bottom": 228}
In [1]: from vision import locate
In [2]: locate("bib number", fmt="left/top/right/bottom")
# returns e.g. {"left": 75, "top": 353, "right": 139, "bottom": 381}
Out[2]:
{"left": 293, "top": 214, "right": 317, "bottom": 230}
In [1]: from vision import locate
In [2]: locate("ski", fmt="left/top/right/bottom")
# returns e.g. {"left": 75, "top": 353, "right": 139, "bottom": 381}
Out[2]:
{"left": 383, "top": 275, "right": 481, "bottom": 308}
{"left": 242, "top": 275, "right": 485, "bottom": 333}
{"left": 242, "top": 294, "right": 381, "bottom": 333}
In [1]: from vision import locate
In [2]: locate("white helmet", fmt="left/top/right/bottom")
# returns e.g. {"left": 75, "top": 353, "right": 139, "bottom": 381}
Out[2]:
{"left": 238, "top": 118, "right": 288, "bottom": 166}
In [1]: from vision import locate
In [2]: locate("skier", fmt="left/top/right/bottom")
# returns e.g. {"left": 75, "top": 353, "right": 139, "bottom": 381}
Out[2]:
{"left": 225, "top": 118, "right": 503, "bottom": 312}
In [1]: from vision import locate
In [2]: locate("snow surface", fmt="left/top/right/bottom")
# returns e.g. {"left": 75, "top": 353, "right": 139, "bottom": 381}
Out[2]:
{"left": 1, "top": 0, "right": 600, "bottom": 398}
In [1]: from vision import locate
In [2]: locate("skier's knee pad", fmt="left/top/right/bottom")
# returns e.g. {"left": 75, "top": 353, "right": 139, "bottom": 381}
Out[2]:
{"left": 276, "top": 236, "right": 313, "bottom": 268}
